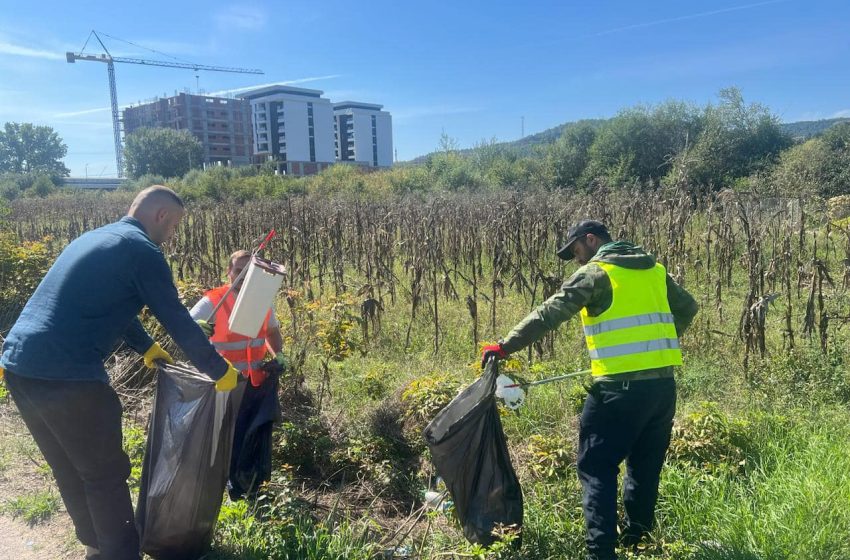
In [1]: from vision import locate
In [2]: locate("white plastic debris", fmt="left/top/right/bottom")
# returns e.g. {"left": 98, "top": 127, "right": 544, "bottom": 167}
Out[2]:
{"left": 495, "top": 374, "right": 526, "bottom": 410}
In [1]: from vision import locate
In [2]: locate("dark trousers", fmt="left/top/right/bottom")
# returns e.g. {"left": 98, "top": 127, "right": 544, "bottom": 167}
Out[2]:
{"left": 577, "top": 377, "right": 676, "bottom": 560}
{"left": 5, "top": 372, "right": 140, "bottom": 560}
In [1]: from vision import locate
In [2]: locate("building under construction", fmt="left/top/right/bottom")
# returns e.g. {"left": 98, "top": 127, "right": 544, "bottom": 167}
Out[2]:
{"left": 122, "top": 93, "right": 253, "bottom": 167}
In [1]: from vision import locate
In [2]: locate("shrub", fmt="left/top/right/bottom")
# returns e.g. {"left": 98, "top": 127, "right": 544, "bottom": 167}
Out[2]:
{"left": 400, "top": 372, "right": 461, "bottom": 429}
{"left": 667, "top": 402, "right": 750, "bottom": 476}
{"left": 527, "top": 433, "right": 574, "bottom": 480}
{"left": 0, "top": 232, "right": 53, "bottom": 318}
{"left": 123, "top": 423, "right": 147, "bottom": 489}
{"left": 275, "top": 418, "right": 334, "bottom": 477}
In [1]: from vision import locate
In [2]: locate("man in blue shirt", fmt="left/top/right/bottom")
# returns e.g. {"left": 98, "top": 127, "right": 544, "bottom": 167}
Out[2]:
{"left": 0, "top": 185, "right": 238, "bottom": 560}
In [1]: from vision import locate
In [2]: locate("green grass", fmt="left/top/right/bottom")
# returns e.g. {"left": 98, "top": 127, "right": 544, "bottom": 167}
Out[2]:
{"left": 2, "top": 490, "right": 60, "bottom": 525}
{"left": 210, "top": 499, "right": 381, "bottom": 560}
{"left": 225, "top": 274, "right": 850, "bottom": 560}
{"left": 123, "top": 422, "right": 147, "bottom": 490}
{"left": 659, "top": 408, "right": 850, "bottom": 560}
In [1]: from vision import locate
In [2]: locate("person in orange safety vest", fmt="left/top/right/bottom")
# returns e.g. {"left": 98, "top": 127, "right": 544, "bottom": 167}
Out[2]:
{"left": 189, "top": 250, "right": 285, "bottom": 386}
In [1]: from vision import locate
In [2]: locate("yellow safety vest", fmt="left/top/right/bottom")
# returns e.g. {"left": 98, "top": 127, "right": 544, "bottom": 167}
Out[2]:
{"left": 580, "top": 262, "right": 683, "bottom": 376}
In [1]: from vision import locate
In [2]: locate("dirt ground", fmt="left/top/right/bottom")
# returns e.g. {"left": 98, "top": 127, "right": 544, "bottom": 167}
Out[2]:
{"left": 0, "top": 401, "right": 83, "bottom": 560}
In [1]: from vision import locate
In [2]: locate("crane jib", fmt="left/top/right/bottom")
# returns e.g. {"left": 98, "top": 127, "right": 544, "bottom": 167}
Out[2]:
{"left": 65, "top": 30, "right": 264, "bottom": 178}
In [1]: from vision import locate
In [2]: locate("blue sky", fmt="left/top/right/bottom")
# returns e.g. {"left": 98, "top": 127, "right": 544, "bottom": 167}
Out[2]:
{"left": 0, "top": 0, "right": 847, "bottom": 177}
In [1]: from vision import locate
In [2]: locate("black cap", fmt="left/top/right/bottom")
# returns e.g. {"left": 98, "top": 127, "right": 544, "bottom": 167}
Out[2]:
{"left": 556, "top": 220, "right": 610, "bottom": 261}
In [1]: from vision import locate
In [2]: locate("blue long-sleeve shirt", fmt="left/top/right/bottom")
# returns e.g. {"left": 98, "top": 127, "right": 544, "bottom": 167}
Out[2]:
{"left": 0, "top": 217, "right": 227, "bottom": 382}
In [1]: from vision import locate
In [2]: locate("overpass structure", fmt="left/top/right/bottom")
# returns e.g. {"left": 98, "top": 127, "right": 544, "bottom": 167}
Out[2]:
{"left": 61, "top": 177, "right": 125, "bottom": 190}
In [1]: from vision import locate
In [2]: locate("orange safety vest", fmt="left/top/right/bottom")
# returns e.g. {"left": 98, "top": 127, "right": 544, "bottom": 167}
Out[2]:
{"left": 206, "top": 285, "right": 272, "bottom": 387}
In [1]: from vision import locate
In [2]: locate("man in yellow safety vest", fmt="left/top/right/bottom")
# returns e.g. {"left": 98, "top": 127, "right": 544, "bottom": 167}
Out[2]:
{"left": 482, "top": 220, "right": 698, "bottom": 560}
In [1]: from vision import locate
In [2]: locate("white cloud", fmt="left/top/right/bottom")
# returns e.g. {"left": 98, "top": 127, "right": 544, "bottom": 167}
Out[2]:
{"left": 53, "top": 107, "right": 112, "bottom": 118}
{"left": 0, "top": 40, "right": 63, "bottom": 60}
{"left": 214, "top": 5, "right": 267, "bottom": 31}
{"left": 830, "top": 109, "right": 850, "bottom": 119}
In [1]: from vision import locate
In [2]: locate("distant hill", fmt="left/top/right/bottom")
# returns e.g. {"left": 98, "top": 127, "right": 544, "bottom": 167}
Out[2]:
{"left": 407, "top": 117, "right": 850, "bottom": 163}
{"left": 779, "top": 118, "right": 850, "bottom": 139}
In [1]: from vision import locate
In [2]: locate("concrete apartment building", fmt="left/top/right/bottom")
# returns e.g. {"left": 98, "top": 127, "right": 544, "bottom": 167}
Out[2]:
{"left": 333, "top": 102, "right": 393, "bottom": 168}
{"left": 122, "top": 92, "right": 253, "bottom": 166}
{"left": 238, "top": 85, "right": 336, "bottom": 176}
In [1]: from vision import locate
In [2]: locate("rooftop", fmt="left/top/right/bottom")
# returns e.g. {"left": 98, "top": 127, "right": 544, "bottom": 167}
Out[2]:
{"left": 237, "top": 84, "right": 325, "bottom": 100}
{"left": 332, "top": 101, "right": 384, "bottom": 112}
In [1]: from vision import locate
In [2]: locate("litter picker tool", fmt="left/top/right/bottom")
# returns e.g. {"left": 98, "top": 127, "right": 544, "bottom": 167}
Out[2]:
{"left": 206, "top": 229, "right": 276, "bottom": 324}
{"left": 495, "top": 367, "right": 591, "bottom": 410}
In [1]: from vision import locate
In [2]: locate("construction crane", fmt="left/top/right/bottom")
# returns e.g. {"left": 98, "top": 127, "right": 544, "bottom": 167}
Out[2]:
{"left": 66, "top": 31, "right": 263, "bottom": 178}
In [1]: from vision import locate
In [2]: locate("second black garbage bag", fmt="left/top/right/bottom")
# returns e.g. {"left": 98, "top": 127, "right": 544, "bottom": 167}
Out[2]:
{"left": 136, "top": 362, "right": 246, "bottom": 560}
{"left": 423, "top": 358, "right": 523, "bottom": 546}
{"left": 228, "top": 368, "right": 281, "bottom": 500}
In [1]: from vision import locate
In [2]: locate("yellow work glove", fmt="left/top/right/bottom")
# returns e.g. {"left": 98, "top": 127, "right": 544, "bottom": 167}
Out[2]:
{"left": 196, "top": 320, "right": 214, "bottom": 338}
{"left": 143, "top": 342, "right": 174, "bottom": 369}
{"left": 215, "top": 359, "right": 239, "bottom": 392}
{"left": 0, "top": 366, "right": 4, "bottom": 381}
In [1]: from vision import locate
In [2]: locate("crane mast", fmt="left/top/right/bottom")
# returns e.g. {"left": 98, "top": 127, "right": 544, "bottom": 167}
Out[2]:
{"left": 66, "top": 31, "right": 263, "bottom": 177}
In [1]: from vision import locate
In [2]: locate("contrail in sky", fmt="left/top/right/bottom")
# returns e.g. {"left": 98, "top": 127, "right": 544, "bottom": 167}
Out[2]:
{"left": 592, "top": 0, "right": 793, "bottom": 37}
{"left": 0, "top": 40, "right": 63, "bottom": 60}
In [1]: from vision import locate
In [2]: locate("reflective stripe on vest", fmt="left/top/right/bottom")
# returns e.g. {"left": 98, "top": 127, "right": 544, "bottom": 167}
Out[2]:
{"left": 583, "top": 312, "right": 675, "bottom": 337}
{"left": 588, "top": 337, "right": 680, "bottom": 360}
{"left": 212, "top": 338, "right": 267, "bottom": 352}
{"left": 580, "top": 262, "right": 683, "bottom": 376}
{"left": 205, "top": 285, "right": 271, "bottom": 376}
{"left": 230, "top": 360, "right": 266, "bottom": 371}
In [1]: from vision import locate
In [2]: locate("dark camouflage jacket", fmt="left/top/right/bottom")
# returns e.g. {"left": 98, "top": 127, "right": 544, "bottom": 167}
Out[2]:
{"left": 500, "top": 242, "right": 699, "bottom": 361}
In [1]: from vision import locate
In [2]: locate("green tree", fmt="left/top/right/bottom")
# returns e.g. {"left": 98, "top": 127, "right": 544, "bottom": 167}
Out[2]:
{"left": 0, "top": 122, "right": 69, "bottom": 176}
{"left": 769, "top": 122, "right": 850, "bottom": 198}
{"left": 584, "top": 101, "right": 702, "bottom": 187}
{"left": 687, "top": 88, "right": 791, "bottom": 190}
{"left": 123, "top": 127, "right": 204, "bottom": 179}
{"left": 545, "top": 121, "right": 598, "bottom": 188}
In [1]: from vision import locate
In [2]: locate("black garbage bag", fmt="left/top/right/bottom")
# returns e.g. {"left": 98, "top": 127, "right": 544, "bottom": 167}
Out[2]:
{"left": 136, "top": 362, "right": 246, "bottom": 560}
{"left": 228, "top": 368, "right": 281, "bottom": 500}
{"left": 423, "top": 359, "right": 523, "bottom": 546}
